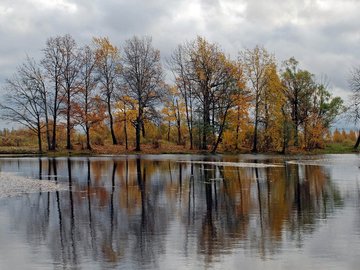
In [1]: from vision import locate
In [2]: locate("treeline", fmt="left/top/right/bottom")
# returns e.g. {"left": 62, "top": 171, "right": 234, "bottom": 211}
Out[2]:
{"left": 0, "top": 35, "right": 344, "bottom": 153}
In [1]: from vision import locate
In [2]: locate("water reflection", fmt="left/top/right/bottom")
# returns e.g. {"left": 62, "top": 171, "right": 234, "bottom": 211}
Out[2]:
{"left": 0, "top": 156, "right": 348, "bottom": 269}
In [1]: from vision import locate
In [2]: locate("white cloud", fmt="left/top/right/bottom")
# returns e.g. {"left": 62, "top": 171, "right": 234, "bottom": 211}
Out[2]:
{"left": 28, "top": 0, "right": 78, "bottom": 13}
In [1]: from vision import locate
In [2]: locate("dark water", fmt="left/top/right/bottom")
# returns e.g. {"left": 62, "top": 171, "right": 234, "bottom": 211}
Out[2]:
{"left": 0, "top": 154, "right": 359, "bottom": 269}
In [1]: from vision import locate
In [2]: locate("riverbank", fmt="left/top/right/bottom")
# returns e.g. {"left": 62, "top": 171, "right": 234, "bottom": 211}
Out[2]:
{"left": 0, "top": 142, "right": 357, "bottom": 156}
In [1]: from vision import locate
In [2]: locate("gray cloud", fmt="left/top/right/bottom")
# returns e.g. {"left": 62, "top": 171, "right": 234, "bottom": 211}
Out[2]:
{"left": 0, "top": 0, "right": 359, "bottom": 101}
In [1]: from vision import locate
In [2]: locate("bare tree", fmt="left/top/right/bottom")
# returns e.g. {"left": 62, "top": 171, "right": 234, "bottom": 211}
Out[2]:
{"left": 122, "top": 36, "right": 164, "bottom": 151}
{"left": 168, "top": 44, "right": 195, "bottom": 149}
{"left": 73, "top": 45, "right": 103, "bottom": 150}
{"left": 0, "top": 58, "right": 45, "bottom": 152}
{"left": 20, "top": 56, "right": 51, "bottom": 150}
{"left": 93, "top": 37, "right": 121, "bottom": 145}
{"left": 41, "top": 36, "right": 65, "bottom": 150}
{"left": 58, "top": 34, "right": 82, "bottom": 150}
{"left": 347, "top": 67, "right": 360, "bottom": 149}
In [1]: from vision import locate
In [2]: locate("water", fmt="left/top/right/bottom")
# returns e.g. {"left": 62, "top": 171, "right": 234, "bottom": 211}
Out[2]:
{"left": 0, "top": 154, "right": 359, "bottom": 269}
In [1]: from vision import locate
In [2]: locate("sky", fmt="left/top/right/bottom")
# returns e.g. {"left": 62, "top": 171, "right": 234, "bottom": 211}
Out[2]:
{"left": 0, "top": 0, "right": 359, "bottom": 111}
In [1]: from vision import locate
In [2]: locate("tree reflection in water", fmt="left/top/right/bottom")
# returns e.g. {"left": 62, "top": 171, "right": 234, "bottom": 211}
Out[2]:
{"left": 1, "top": 156, "right": 343, "bottom": 268}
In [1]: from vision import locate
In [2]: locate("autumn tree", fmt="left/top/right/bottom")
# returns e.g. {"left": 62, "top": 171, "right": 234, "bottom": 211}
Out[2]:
{"left": 281, "top": 59, "right": 343, "bottom": 149}
{"left": 115, "top": 95, "right": 137, "bottom": 150}
{"left": 0, "top": 58, "right": 45, "bottom": 152}
{"left": 170, "top": 37, "right": 245, "bottom": 151}
{"left": 73, "top": 45, "right": 105, "bottom": 150}
{"left": 348, "top": 130, "right": 357, "bottom": 141}
{"left": 240, "top": 46, "right": 276, "bottom": 152}
{"left": 332, "top": 128, "right": 342, "bottom": 143}
{"left": 210, "top": 58, "right": 246, "bottom": 153}
{"left": 168, "top": 44, "right": 196, "bottom": 149}
{"left": 223, "top": 91, "right": 251, "bottom": 150}
{"left": 260, "top": 63, "right": 286, "bottom": 151}
{"left": 281, "top": 57, "right": 315, "bottom": 147}
{"left": 122, "top": 36, "right": 164, "bottom": 151}
{"left": 161, "top": 85, "right": 184, "bottom": 144}
{"left": 93, "top": 37, "right": 122, "bottom": 145}
{"left": 304, "top": 82, "right": 343, "bottom": 149}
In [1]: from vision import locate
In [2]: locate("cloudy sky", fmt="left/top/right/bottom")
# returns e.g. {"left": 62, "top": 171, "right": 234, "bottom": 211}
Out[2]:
{"left": 0, "top": 0, "right": 359, "bottom": 101}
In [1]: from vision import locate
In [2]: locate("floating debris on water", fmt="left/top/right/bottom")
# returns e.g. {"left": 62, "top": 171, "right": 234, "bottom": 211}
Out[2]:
{"left": 178, "top": 160, "right": 283, "bottom": 168}
{"left": 0, "top": 172, "right": 68, "bottom": 199}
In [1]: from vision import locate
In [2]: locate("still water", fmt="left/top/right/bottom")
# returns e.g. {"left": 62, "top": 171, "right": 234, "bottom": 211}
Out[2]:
{"left": 0, "top": 154, "right": 359, "bottom": 269}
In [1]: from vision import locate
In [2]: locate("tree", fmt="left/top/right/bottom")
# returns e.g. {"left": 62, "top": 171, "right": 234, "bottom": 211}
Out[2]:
{"left": 332, "top": 128, "right": 342, "bottom": 143}
{"left": 18, "top": 56, "right": 51, "bottom": 150}
{"left": 0, "top": 58, "right": 45, "bottom": 152}
{"left": 161, "top": 85, "right": 184, "bottom": 144}
{"left": 122, "top": 36, "right": 164, "bottom": 151}
{"left": 261, "top": 63, "right": 286, "bottom": 151}
{"left": 210, "top": 58, "right": 245, "bottom": 153}
{"left": 347, "top": 67, "right": 360, "bottom": 149}
{"left": 304, "top": 82, "right": 343, "bottom": 149}
{"left": 115, "top": 96, "right": 137, "bottom": 150}
{"left": 41, "top": 35, "right": 66, "bottom": 150}
{"left": 171, "top": 37, "right": 245, "bottom": 151}
{"left": 58, "top": 34, "right": 82, "bottom": 150}
{"left": 240, "top": 46, "right": 276, "bottom": 152}
{"left": 281, "top": 57, "right": 315, "bottom": 147}
{"left": 168, "top": 44, "right": 196, "bottom": 149}
{"left": 93, "top": 37, "right": 122, "bottom": 145}
{"left": 73, "top": 45, "right": 104, "bottom": 150}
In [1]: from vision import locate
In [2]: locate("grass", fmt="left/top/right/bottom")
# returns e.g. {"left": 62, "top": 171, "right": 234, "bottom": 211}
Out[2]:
{"left": 0, "top": 146, "right": 40, "bottom": 155}
{"left": 314, "top": 142, "right": 357, "bottom": 154}
{"left": 0, "top": 141, "right": 358, "bottom": 156}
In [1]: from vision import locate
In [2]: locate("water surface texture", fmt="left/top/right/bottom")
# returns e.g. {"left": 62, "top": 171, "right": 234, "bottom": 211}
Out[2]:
{"left": 0, "top": 154, "right": 359, "bottom": 269}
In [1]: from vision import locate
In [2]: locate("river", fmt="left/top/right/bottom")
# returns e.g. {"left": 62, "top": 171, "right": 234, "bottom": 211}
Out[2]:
{"left": 0, "top": 154, "right": 359, "bottom": 269}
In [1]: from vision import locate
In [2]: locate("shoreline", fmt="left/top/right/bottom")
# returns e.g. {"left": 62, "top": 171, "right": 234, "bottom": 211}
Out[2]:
{"left": 0, "top": 145, "right": 357, "bottom": 158}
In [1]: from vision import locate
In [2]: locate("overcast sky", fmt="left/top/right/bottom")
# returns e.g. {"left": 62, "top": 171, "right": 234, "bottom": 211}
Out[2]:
{"left": 0, "top": 0, "right": 359, "bottom": 101}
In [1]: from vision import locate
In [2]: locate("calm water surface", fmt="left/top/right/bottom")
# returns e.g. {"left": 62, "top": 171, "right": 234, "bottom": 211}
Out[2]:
{"left": 0, "top": 154, "right": 359, "bottom": 269}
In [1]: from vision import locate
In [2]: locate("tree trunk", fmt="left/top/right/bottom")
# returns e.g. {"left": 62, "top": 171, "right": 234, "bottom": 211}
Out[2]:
{"left": 86, "top": 124, "right": 91, "bottom": 150}
{"left": 66, "top": 89, "right": 71, "bottom": 150}
{"left": 252, "top": 101, "right": 259, "bottom": 153}
{"left": 354, "top": 130, "right": 360, "bottom": 149}
{"left": 43, "top": 95, "right": 51, "bottom": 151}
{"left": 135, "top": 117, "right": 141, "bottom": 151}
{"left": 37, "top": 120, "right": 42, "bottom": 153}
{"left": 50, "top": 80, "right": 58, "bottom": 151}
{"left": 211, "top": 106, "right": 230, "bottom": 153}
{"left": 294, "top": 95, "right": 299, "bottom": 147}
{"left": 176, "top": 99, "right": 181, "bottom": 145}
{"left": 183, "top": 89, "right": 193, "bottom": 149}
{"left": 235, "top": 106, "right": 240, "bottom": 150}
{"left": 124, "top": 110, "right": 128, "bottom": 150}
{"left": 167, "top": 121, "right": 171, "bottom": 141}
{"left": 51, "top": 113, "right": 57, "bottom": 151}
{"left": 135, "top": 104, "right": 143, "bottom": 151}
{"left": 281, "top": 107, "right": 288, "bottom": 154}
{"left": 107, "top": 96, "right": 117, "bottom": 145}
{"left": 177, "top": 121, "right": 181, "bottom": 145}
{"left": 142, "top": 122, "right": 146, "bottom": 138}
{"left": 202, "top": 98, "right": 210, "bottom": 150}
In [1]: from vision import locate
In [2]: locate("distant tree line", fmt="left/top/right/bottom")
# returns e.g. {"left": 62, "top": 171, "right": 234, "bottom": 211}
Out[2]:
{"left": 0, "top": 34, "right": 345, "bottom": 153}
